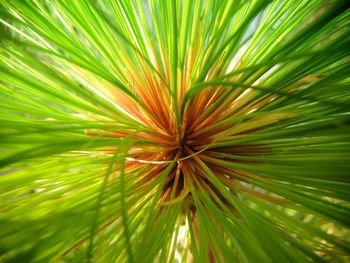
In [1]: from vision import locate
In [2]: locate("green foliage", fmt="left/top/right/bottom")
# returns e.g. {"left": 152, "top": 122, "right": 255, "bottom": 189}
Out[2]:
{"left": 0, "top": 0, "right": 350, "bottom": 262}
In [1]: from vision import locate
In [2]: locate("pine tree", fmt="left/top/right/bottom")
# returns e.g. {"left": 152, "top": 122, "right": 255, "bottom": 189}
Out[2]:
{"left": 1, "top": 1, "right": 350, "bottom": 262}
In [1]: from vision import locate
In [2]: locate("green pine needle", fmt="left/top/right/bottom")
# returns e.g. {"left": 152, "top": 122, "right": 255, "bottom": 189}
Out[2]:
{"left": 1, "top": 0, "right": 350, "bottom": 262}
